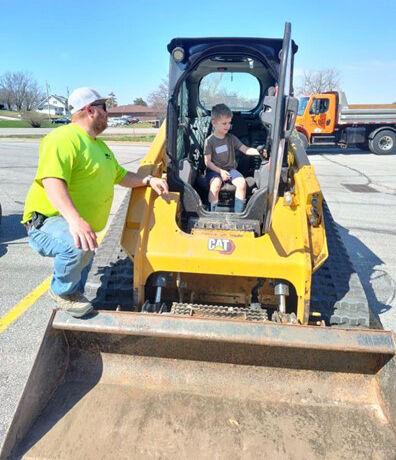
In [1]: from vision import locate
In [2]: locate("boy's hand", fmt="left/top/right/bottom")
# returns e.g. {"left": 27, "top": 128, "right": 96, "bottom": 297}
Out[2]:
{"left": 220, "top": 169, "right": 231, "bottom": 181}
{"left": 256, "top": 145, "right": 268, "bottom": 158}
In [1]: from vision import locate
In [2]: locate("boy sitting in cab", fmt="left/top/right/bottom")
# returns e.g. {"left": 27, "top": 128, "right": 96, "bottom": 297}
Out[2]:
{"left": 204, "top": 103, "right": 264, "bottom": 212}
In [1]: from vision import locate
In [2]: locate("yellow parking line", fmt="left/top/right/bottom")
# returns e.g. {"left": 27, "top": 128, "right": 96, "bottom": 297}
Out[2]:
{"left": 0, "top": 277, "right": 51, "bottom": 333}
{"left": 0, "top": 231, "right": 107, "bottom": 333}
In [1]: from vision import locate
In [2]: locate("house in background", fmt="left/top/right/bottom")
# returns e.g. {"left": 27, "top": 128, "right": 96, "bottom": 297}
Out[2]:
{"left": 36, "top": 95, "right": 68, "bottom": 116}
{"left": 107, "top": 104, "right": 161, "bottom": 121}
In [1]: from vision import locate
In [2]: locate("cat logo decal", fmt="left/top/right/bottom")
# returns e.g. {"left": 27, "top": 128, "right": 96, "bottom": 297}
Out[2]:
{"left": 207, "top": 238, "right": 235, "bottom": 255}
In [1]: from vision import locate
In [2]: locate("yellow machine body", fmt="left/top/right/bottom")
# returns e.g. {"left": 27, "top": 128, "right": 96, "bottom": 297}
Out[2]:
{"left": 121, "top": 124, "right": 328, "bottom": 324}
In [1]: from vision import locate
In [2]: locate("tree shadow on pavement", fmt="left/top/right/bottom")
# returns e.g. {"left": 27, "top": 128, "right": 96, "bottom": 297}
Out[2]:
{"left": 0, "top": 213, "right": 27, "bottom": 258}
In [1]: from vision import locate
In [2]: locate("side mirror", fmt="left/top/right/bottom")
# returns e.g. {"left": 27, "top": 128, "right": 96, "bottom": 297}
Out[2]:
{"left": 284, "top": 96, "right": 298, "bottom": 139}
{"left": 260, "top": 95, "right": 276, "bottom": 136}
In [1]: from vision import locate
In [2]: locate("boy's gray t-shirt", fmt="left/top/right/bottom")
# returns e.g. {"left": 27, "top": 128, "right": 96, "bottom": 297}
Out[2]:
{"left": 204, "top": 133, "right": 243, "bottom": 171}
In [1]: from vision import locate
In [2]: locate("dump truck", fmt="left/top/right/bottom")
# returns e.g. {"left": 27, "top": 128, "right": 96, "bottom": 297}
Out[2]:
{"left": 2, "top": 23, "right": 395, "bottom": 459}
{"left": 296, "top": 91, "right": 396, "bottom": 154}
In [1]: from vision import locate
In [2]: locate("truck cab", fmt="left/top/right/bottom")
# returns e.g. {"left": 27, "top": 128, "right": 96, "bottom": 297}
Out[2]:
{"left": 296, "top": 92, "right": 338, "bottom": 144}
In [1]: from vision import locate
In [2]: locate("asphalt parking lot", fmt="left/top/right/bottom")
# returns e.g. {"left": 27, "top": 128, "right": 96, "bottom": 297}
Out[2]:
{"left": 0, "top": 141, "right": 395, "bottom": 453}
{"left": 309, "top": 146, "right": 396, "bottom": 332}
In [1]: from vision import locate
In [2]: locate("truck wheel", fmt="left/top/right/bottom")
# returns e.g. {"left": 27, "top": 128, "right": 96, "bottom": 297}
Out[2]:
{"left": 297, "top": 132, "right": 309, "bottom": 150}
{"left": 370, "top": 130, "right": 396, "bottom": 155}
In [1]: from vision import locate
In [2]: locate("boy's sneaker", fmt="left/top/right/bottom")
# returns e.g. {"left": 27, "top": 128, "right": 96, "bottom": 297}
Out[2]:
{"left": 49, "top": 289, "right": 93, "bottom": 318}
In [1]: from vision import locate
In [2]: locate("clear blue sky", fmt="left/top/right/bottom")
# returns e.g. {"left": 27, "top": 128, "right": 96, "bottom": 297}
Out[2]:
{"left": 1, "top": 0, "right": 395, "bottom": 104}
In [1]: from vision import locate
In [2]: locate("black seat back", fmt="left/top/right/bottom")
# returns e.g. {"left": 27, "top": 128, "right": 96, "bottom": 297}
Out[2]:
{"left": 230, "top": 112, "right": 249, "bottom": 145}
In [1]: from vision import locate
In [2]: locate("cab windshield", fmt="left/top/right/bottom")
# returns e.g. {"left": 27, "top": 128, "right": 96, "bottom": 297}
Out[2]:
{"left": 199, "top": 72, "right": 260, "bottom": 111}
{"left": 298, "top": 97, "right": 309, "bottom": 116}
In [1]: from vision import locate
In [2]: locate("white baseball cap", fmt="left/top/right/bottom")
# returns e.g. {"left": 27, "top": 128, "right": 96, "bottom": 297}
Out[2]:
{"left": 68, "top": 87, "right": 107, "bottom": 114}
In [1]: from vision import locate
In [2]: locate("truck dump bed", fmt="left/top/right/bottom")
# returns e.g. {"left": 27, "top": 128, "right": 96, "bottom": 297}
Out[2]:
{"left": 339, "top": 106, "right": 396, "bottom": 124}
{"left": 2, "top": 311, "right": 395, "bottom": 459}
{"left": 338, "top": 94, "right": 396, "bottom": 124}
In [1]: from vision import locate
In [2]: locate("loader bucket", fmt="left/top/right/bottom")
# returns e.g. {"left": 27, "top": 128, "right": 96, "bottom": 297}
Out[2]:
{"left": 2, "top": 310, "right": 395, "bottom": 459}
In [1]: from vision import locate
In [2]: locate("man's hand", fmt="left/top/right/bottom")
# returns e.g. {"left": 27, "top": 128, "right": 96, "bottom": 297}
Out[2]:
{"left": 220, "top": 169, "right": 231, "bottom": 181}
{"left": 69, "top": 217, "right": 98, "bottom": 251}
{"left": 149, "top": 177, "right": 169, "bottom": 196}
{"left": 42, "top": 177, "right": 97, "bottom": 251}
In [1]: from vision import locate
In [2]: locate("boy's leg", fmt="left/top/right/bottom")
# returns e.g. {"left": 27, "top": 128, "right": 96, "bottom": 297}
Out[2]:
{"left": 231, "top": 171, "right": 247, "bottom": 212}
{"left": 207, "top": 172, "right": 222, "bottom": 211}
{"left": 27, "top": 216, "right": 94, "bottom": 296}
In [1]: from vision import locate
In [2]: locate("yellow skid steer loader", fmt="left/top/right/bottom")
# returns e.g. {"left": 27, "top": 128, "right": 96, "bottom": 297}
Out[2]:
{"left": 2, "top": 23, "right": 395, "bottom": 460}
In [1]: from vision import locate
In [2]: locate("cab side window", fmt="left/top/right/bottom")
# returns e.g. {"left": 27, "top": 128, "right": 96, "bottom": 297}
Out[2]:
{"left": 309, "top": 98, "right": 329, "bottom": 114}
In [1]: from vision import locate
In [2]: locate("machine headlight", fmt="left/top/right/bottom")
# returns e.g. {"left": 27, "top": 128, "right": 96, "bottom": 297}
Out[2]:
{"left": 172, "top": 47, "right": 185, "bottom": 62}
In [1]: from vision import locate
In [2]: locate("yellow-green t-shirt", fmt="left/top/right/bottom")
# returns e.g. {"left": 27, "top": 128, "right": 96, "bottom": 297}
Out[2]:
{"left": 22, "top": 123, "right": 127, "bottom": 232}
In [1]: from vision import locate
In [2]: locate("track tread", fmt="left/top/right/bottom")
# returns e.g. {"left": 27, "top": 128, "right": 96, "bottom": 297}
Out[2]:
{"left": 85, "top": 192, "right": 134, "bottom": 310}
{"left": 311, "top": 201, "right": 371, "bottom": 328}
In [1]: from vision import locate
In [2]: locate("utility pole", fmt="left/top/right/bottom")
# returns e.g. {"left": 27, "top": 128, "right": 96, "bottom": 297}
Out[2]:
{"left": 45, "top": 81, "right": 51, "bottom": 121}
{"left": 66, "top": 86, "right": 70, "bottom": 116}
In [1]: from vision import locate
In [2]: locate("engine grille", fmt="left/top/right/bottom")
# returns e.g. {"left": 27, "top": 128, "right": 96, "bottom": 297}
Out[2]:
{"left": 171, "top": 302, "right": 269, "bottom": 321}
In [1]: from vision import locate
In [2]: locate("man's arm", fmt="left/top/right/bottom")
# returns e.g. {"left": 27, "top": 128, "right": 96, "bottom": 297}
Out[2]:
{"left": 42, "top": 177, "right": 98, "bottom": 251}
{"left": 119, "top": 171, "right": 168, "bottom": 195}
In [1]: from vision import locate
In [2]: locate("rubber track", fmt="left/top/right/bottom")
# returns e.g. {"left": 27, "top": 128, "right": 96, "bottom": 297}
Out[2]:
{"left": 311, "top": 201, "right": 371, "bottom": 328}
{"left": 85, "top": 192, "right": 134, "bottom": 310}
{"left": 87, "top": 194, "right": 372, "bottom": 328}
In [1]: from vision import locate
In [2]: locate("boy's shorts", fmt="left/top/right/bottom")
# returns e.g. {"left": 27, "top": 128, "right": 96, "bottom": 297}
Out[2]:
{"left": 206, "top": 168, "right": 243, "bottom": 185}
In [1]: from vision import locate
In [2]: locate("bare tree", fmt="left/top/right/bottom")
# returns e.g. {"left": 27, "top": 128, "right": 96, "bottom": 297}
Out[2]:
{"left": 147, "top": 78, "right": 168, "bottom": 115}
{"left": 0, "top": 87, "right": 14, "bottom": 110}
{"left": 24, "top": 80, "right": 43, "bottom": 111}
{"left": 107, "top": 92, "right": 117, "bottom": 108}
{"left": 296, "top": 68, "right": 341, "bottom": 95}
{"left": 0, "top": 71, "right": 44, "bottom": 111}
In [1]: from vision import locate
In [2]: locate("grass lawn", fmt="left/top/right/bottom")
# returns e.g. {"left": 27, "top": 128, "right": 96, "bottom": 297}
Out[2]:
{"left": 0, "top": 133, "right": 155, "bottom": 143}
{"left": 0, "top": 135, "right": 44, "bottom": 139}
{"left": 0, "top": 110, "right": 21, "bottom": 117}
{"left": 0, "top": 119, "right": 54, "bottom": 128}
{"left": 0, "top": 119, "right": 156, "bottom": 129}
{"left": 99, "top": 135, "right": 155, "bottom": 142}
{"left": 130, "top": 122, "right": 153, "bottom": 128}
{"left": 0, "top": 119, "right": 31, "bottom": 127}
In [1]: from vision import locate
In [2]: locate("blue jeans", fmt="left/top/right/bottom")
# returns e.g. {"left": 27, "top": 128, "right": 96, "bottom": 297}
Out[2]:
{"left": 27, "top": 216, "right": 94, "bottom": 296}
